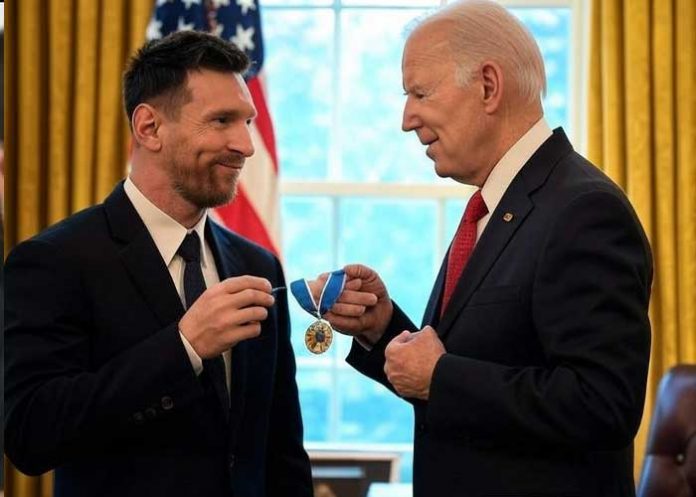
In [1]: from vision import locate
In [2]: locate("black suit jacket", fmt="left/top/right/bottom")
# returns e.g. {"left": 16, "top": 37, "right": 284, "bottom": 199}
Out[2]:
{"left": 4, "top": 183, "right": 313, "bottom": 497}
{"left": 348, "top": 129, "right": 652, "bottom": 497}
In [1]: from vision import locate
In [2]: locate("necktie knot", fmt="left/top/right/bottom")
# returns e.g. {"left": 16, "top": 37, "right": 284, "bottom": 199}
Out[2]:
{"left": 178, "top": 232, "right": 201, "bottom": 264}
{"left": 464, "top": 190, "right": 488, "bottom": 224}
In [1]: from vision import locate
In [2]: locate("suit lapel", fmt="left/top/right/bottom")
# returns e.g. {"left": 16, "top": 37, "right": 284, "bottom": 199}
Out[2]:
{"left": 422, "top": 256, "right": 447, "bottom": 328}
{"left": 206, "top": 221, "right": 247, "bottom": 425}
{"left": 106, "top": 185, "right": 246, "bottom": 422}
{"left": 437, "top": 181, "right": 533, "bottom": 339}
{"left": 436, "top": 128, "right": 573, "bottom": 340}
{"left": 104, "top": 183, "right": 184, "bottom": 328}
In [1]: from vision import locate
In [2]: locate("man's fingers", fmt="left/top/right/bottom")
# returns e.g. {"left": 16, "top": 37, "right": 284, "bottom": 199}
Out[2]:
{"left": 225, "top": 322, "right": 263, "bottom": 343}
{"left": 228, "top": 288, "right": 275, "bottom": 309}
{"left": 384, "top": 360, "right": 392, "bottom": 379}
{"left": 330, "top": 302, "right": 366, "bottom": 317}
{"left": 320, "top": 314, "right": 364, "bottom": 336}
{"left": 392, "top": 330, "right": 412, "bottom": 344}
{"left": 385, "top": 331, "right": 411, "bottom": 359}
{"left": 343, "top": 264, "right": 376, "bottom": 280}
{"left": 336, "top": 289, "right": 377, "bottom": 306}
{"left": 219, "top": 275, "right": 272, "bottom": 294}
{"left": 343, "top": 278, "right": 363, "bottom": 291}
{"left": 226, "top": 306, "right": 269, "bottom": 325}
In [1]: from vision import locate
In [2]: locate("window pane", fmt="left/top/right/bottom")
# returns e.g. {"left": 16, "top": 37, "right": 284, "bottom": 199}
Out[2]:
{"left": 263, "top": 9, "right": 334, "bottom": 180}
{"left": 339, "top": 9, "right": 437, "bottom": 183}
{"left": 338, "top": 198, "right": 437, "bottom": 326}
{"left": 338, "top": 369, "right": 414, "bottom": 443}
{"left": 511, "top": 8, "right": 572, "bottom": 132}
{"left": 297, "top": 367, "right": 332, "bottom": 441}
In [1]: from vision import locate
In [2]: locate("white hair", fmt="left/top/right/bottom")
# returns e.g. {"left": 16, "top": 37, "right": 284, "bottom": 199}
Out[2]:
{"left": 420, "top": 0, "right": 547, "bottom": 103}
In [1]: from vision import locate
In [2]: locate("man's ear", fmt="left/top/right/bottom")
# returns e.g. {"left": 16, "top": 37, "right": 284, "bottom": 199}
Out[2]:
{"left": 479, "top": 61, "right": 504, "bottom": 114}
{"left": 131, "top": 103, "right": 163, "bottom": 152}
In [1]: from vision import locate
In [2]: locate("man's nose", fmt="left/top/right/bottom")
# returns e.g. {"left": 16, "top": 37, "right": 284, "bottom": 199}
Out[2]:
{"left": 402, "top": 100, "right": 420, "bottom": 132}
{"left": 228, "top": 125, "right": 255, "bottom": 158}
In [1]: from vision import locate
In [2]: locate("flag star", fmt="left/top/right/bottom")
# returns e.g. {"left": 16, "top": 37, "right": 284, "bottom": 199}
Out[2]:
{"left": 236, "top": 0, "right": 256, "bottom": 16}
{"left": 156, "top": 0, "right": 171, "bottom": 6}
{"left": 177, "top": 16, "right": 195, "bottom": 32}
{"left": 146, "top": 18, "right": 163, "bottom": 40}
{"left": 212, "top": 22, "right": 225, "bottom": 38}
{"left": 182, "top": 0, "right": 201, "bottom": 9}
{"left": 231, "top": 24, "right": 255, "bottom": 52}
{"left": 212, "top": 0, "right": 231, "bottom": 8}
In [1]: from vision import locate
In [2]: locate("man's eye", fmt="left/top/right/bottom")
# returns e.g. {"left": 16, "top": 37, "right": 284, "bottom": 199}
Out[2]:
{"left": 246, "top": 119, "right": 253, "bottom": 126}
{"left": 405, "top": 91, "right": 426, "bottom": 100}
{"left": 215, "top": 117, "right": 229, "bottom": 124}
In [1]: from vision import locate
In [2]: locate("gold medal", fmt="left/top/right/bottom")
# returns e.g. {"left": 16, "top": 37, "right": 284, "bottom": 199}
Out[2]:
{"left": 304, "top": 319, "right": 334, "bottom": 354}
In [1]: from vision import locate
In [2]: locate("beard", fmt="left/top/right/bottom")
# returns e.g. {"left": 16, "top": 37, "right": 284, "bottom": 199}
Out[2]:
{"left": 169, "top": 153, "right": 245, "bottom": 209}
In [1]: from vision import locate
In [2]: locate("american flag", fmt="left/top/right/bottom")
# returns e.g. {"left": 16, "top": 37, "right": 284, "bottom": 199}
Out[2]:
{"left": 147, "top": 0, "right": 280, "bottom": 256}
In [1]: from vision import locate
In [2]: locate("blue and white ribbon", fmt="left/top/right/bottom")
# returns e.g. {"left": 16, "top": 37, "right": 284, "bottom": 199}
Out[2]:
{"left": 290, "top": 270, "right": 346, "bottom": 319}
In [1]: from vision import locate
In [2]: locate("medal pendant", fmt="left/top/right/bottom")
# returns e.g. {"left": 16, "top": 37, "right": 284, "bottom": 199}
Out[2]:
{"left": 304, "top": 319, "right": 334, "bottom": 354}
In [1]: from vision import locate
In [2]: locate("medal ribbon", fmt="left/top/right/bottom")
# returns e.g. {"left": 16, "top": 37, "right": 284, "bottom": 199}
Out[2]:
{"left": 290, "top": 270, "right": 346, "bottom": 319}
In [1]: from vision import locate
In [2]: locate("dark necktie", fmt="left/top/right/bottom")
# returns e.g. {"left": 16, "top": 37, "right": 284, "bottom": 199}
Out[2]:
{"left": 177, "top": 232, "right": 229, "bottom": 407}
{"left": 441, "top": 190, "right": 488, "bottom": 316}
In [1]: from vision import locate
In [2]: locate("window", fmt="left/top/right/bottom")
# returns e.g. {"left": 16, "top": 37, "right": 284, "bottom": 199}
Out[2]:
{"left": 262, "top": 0, "right": 580, "bottom": 482}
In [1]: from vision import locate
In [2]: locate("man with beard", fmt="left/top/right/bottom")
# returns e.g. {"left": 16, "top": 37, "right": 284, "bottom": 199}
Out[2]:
{"left": 4, "top": 31, "right": 313, "bottom": 497}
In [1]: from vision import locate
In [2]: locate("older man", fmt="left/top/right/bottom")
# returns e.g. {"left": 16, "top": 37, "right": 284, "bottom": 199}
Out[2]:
{"left": 311, "top": 1, "right": 652, "bottom": 496}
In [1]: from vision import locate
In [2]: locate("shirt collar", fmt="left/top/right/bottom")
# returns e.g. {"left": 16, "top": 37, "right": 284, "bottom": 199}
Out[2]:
{"left": 124, "top": 177, "right": 211, "bottom": 268}
{"left": 481, "top": 117, "right": 552, "bottom": 213}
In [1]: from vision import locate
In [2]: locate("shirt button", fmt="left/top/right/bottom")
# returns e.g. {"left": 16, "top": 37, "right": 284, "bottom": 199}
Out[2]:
{"left": 228, "top": 454, "right": 236, "bottom": 469}
{"left": 161, "top": 396, "right": 174, "bottom": 410}
{"left": 145, "top": 407, "right": 157, "bottom": 419}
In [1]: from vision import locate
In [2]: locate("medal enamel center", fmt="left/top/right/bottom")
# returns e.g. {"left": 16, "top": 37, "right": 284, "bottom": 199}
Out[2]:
{"left": 304, "top": 319, "right": 334, "bottom": 354}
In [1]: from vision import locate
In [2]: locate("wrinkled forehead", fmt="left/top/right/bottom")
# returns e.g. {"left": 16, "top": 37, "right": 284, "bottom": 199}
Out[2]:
{"left": 402, "top": 21, "right": 456, "bottom": 80}
{"left": 402, "top": 21, "right": 455, "bottom": 69}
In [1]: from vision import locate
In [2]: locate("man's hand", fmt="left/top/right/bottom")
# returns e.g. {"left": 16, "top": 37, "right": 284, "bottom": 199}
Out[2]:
{"left": 179, "top": 275, "right": 275, "bottom": 358}
{"left": 384, "top": 326, "right": 446, "bottom": 400}
{"left": 308, "top": 264, "right": 393, "bottom": 345}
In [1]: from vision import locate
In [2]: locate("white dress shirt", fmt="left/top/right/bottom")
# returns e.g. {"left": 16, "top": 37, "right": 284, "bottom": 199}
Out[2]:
{"left": 477, "top": 118, "right": 553, "bottom": 238}
{"left": 124, "top": 177, "right": 231, "bottom": 392}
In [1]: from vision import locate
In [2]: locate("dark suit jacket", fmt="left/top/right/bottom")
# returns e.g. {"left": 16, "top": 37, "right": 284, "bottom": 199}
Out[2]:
{"left": 348, "top": 129, "right": 652, "bottom": 497}
{"left": 4, "top": 183, "right": 313, "bottom": 497}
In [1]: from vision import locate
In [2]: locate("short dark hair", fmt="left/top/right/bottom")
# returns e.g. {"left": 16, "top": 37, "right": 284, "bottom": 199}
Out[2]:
{"left": 122, "top": 31, "right": 250, "bottom": 125}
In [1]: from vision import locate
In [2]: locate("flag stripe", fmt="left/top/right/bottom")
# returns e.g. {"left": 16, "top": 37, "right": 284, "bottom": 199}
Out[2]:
{"left": 248, "top": 76, "right": 278, "bottom": 171}
{"left": 211, "top": 186, "right": 278, "bottom": 255}
{"left": 241, "top": 123, "right": 280, "bottom": 241}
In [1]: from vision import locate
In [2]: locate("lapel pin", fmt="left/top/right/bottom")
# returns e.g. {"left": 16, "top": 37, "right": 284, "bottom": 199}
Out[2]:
{"left": 503, "top": 212, "right": 514, "bottom": 222}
